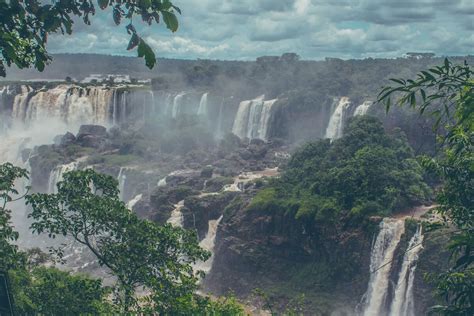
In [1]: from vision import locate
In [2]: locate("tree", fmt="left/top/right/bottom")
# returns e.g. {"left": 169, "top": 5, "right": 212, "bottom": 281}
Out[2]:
{"left": 378, "top": 58, "right": 473, "bottom": 315}
{"left": 0, "top": 163, "right": 28, "bottom": 271}
{"left": 0, "top": 0, "right": 181, "bottom": 76}
{"left": 26, "top": 169, "right": 209, "bottom": 312}
{"left": 10, "top": 266, "right": 114, "bottom": 315}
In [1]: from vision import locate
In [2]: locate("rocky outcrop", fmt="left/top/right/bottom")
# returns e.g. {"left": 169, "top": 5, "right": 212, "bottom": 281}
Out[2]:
{"left": 182, "top": 192, "right": 237, "bottom": 239}
{"left": 203, "top": 194, "right": 374, "bottom": 314}
{"left": 76, "top": 125, "right": 108, "bottom": 149}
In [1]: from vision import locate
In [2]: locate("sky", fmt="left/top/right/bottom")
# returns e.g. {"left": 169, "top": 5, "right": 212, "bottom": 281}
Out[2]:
{"left": 48, "top": 0, "right": 474, "bottom": 60}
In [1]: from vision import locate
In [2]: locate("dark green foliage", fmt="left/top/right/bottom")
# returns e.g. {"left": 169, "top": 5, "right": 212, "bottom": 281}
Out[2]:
{"left": 0, "top": 0, "right": 181, "bottom": 76}
{"left": 0, "top": 163, "right": 28, "bottom": 271}
{"left": 379, "top": 59, "right": 473, "bottom": 315}
{"left": 250, "top": 116, "right": 430, "bottom": 225}
{"left": 10, "top": 267, "right": 113, "bottom": 315}
{"left": 0, "top": 163, "right": 244, "bottom": 314}
{"left": 26, "top": 168, "right": 209, "bottom": 312}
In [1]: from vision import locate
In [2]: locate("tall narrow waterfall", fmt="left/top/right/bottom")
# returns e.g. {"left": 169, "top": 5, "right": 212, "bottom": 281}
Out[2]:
{"left": 126, "top": 194, "right": 143, "bottom": 210}
{"left": 354, "top": 101, "right": 373, "bottom": 116}
{"left": 232, "top": 96, "right": 277, "bottom": 140}
{"left": 197, "top": 92, "right": 209, "bottom": 116}
{"left": 216, "top": 98, "right": 225, "bottom": 138}
{"left": 363, "top": 218, "right": 405, "bottom": 316}
{"left": 48, "top": 162, "right": 78, "bottom": 193}
{"left": 167, "top": 200, "right": 184, "bottom": 227}
{"left": 389, "top": 225, "right": 424, "bottom": 316}
{"left": 325, "top": 97, "right": 351, "bottom": 140}
{"left": 117, "top": 167, "right": 127, "bottom": 201}
{"left": 194, "top": 215, "right": 224, "bottom": 274}
{"left": 171, "top": 92, "right": 185, "bottom": 118}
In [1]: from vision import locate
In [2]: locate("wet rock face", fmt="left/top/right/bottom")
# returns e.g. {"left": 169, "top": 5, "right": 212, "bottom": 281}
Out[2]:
{"left": 202, "top": 193, "right": 374, "bottom": 313}
{"left": 58, "top": 132, "right": 76, "bottom": 146}
{"left": 76, "top": 125, "right": 108, "bottom": 149}
{"left": 182, "top": 192, "right": 237, "bottom": 239}
{"left": 77, "top": 125, "right": 107, "bottom": 137}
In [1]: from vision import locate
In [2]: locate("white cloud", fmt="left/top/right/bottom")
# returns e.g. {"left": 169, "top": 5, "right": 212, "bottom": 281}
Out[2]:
{"left": 47, "top": 0, "right": 474, "bottom": 60}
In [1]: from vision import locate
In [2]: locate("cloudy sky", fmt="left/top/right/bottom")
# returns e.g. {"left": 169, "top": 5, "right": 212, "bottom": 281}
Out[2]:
{"left": 48, "top": 0, "right": 474, "bottom": 60}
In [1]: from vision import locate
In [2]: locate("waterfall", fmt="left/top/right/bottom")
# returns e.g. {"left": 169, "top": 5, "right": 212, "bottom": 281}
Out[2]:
{"left": 149, "top": 91, "right": 156, "bottom": 114}
{"left": 126, "top": 194, "right": 143, "bottom": 210}
{"left": 157, "top": 177, "right": 167, "bottom": 187}
{"left": 363, "top": 218, "right": 405, "bottom": 316}
{"left": 197, "top": 92, "right": 209, "bottom": 116}
{"left": 216, "top": 98, "right": 225, "bottom": 138}
{"left": 112, "top": 89, "right": 118, "bottom": 125}
{"left": 354, "top": 101, "right": 373, "bottom": 116}
{"left": 12, "top": 85, "right": 34, "bottom": 121}
{"left": 193, "top": 215, "right": 223, "bottom": 274}
{"left": 117, "top": 167, "right": 127, "bottom": 201}
{"left": 389, "top": 225, "right": 424, "bottom": 316}
{"left": 232, "top": 96, "right": 277, "bottom": 140}
{"left": 48, "top": 162, "right": 78, "bottom": 194}
{"left": 167, "top": 200, "right": 184, "bottom": 227}
{"left": 120, "top": 91, "right": 128, "bottom": 123}
{"left": 325, "top": 97, "right": 351, "bottom": 140}
{"left": 258, "top": 99, "right": 277, "bottom": 139}
{"left": 15, "top": 85, "right": 115, "bottom": 126}
{"left": 171, "top": 92, "right": 185, "bottom": 118}
{"left": 164, "top": 94, "right": 173, "bottom": 115}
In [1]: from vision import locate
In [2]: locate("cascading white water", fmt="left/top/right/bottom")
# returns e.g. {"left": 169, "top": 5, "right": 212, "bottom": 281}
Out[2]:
{"left": 223, "top": 168, "right": 280, "bottom": 192}
{"left": 48, "top": 162, "right": 79, "bottom": 194}
{"left": 216, "top": 98, "right": 225, "bottom": 138}
{"left": 157, "top": 177, "right": 167, "bottom": 187}
{"left": 197, "top": 92, "right": 209, "bottom": 116}
{"left": 13, "top": 85, "right": 114, "bottom": 127}
{"left": 232, "top": 96, "right": 277, "bottom": 140}
{"left": 325, "top": 97, "right": 351, "bottom": 140}
{"left": 354, "top": 101, "right": 373, "bottom": 116}
{"left": 126, "top": 194, "right": 143, "bottom": 210}
{"left": 164, "top": 93, "right": 173, "bottom": 115}
{"left": 389, "top": 225, "right": 424, "bottom": 316}
{"left": 171, "top": 92, "right": 185, "bottom": 118}
{"left": 167, "top": 200, "right": 185, "bottom": 227}
{"left": 193, "top": 215, "right": 224, "bottom": 274}
{"left": 117, "top": 167, "right": 127, "bottom": 201}
{"left": 363, "top": 218, "right": 405, "bottom": 316}
{"left": 120, "top": 91, "right": 128, "bottom": 124}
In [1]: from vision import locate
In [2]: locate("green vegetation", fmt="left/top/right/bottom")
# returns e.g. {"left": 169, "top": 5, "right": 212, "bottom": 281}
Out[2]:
{"left": 10, "top": 266, "right": 114, "bottom": 314}
{"left": 379, "top": 59, "right": 473, "bottom": 315}
{"left": 250, "top": 116, "right": 430, "bottom": 225}
{"left": 0, "top": 164, "right": 244, "bottom": 314}
{"left": 0, "top": 0, "right": 180, "bottom": 76}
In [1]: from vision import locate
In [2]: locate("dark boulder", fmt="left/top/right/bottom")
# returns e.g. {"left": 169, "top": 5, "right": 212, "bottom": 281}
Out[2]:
{"left": 76, "top": 125, "right": 107, "bottom": 148}
{"left": 59, "top": 132, "right": 76, "bottom": 146}
{"left": 77, "top": 125, "right": 107, "bottom": 137}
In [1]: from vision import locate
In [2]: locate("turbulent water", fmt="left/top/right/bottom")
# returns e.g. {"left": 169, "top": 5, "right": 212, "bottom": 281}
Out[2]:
{"left": 354, "top": 101, "right": 373, "bottom": 116}
{"left": 197, "top": 92, "right": 209, "bottom": 116}
{"left": 325, "top": 97, "right": 351, "bottom": 140}
{"left": 194, "top": 215, "right": 223, "bottom": 274}
{"left": 171, "top": 92, "right": 186, "bottom": 118}
{"left": 361, "top": 218, "right": 424, "bottom": 316}
{"left": 48, "top": 161, "right": 78, "bottom": 193}
{"left": 363, "top": 218, "right": 405, "bottom": 316}
{"left": 117, "top": 167, "right": 127, "bottom": 202}
{"left": 232, "top": 96, "right": 277, "bottom": 140}
{"left": 389, "top": 225, "right": 424, "bottom": 316}
{"left": 126, "top": 194, "right": 143, "bottom": 210}
{"left": 167, "top": 200, "right": 185, "bottom": 227}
